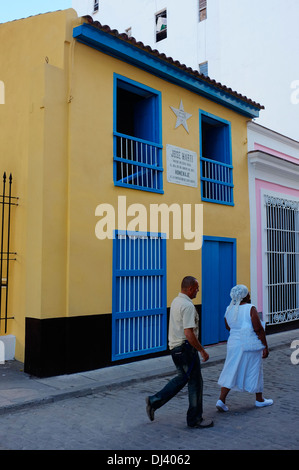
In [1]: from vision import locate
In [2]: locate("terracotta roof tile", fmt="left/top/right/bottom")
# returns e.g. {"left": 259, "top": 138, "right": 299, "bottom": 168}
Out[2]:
{"left": 83, "top": 15, "right": 264, "bottom": 110}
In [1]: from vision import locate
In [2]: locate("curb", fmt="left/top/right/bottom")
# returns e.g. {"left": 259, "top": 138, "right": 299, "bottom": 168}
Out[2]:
{"left": 0, "top": 333, "right": 295, "bottom": 416}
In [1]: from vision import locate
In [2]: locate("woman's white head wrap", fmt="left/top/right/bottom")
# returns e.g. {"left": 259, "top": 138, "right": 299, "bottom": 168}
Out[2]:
{"left": 225, "top": 284, "right": 249, "bottom": 321}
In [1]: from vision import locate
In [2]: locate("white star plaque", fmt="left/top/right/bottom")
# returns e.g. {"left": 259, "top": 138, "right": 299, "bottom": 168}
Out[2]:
{"left": 170, "top": 100, "right": 192, "bottom": 133}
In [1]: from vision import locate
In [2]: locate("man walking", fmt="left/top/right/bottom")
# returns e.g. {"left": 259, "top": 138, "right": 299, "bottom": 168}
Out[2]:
{"left": 146, "top": 276, "right": 213, "bottom": 428}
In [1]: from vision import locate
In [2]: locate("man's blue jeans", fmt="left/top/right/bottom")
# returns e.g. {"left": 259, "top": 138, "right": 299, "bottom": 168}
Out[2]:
{"left": 148, "top": 342, "right": 203, "bottom": 427}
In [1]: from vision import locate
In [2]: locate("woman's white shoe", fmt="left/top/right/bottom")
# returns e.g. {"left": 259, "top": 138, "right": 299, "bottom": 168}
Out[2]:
{"left": 255, "top": 398, "right": 273, "bottom": 407}
{"left": 216, "top": 399, "right": 229, "bottom": 412}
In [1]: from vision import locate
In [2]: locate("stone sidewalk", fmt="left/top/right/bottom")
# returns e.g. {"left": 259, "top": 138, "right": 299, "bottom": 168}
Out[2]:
{"left": 0, "top": 328, "right": 297, "bottom": 415}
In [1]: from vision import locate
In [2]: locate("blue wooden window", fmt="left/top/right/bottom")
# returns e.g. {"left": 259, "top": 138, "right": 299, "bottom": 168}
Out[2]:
{"left": 113, "top": 74, "right": 163, "bottom": 193}
{"left": 199, "top": 110, "right": 234, "bottom": 205}
{"left": 112, "top": 231, "right": 167, "bottom": 361}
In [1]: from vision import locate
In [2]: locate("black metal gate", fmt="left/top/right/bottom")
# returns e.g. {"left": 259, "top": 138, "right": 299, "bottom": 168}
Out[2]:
{"left": 0, "top": 172, "right": 18, "bottom": 333}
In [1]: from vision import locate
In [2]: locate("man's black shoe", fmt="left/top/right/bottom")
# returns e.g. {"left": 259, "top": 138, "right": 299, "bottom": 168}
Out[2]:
{"left": 189, "top": 418, "right": 214, "bottom": 428}
{"left": 146, "top": 397, "right": 155, "bottom": 421}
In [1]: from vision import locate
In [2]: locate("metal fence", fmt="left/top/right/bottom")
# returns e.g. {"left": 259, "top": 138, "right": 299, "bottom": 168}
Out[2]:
{"left": 0, "top": 172, "right": 18, "bottom": 333}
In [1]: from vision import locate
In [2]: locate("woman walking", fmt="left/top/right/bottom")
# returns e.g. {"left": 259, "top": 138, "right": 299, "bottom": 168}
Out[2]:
{"left": 216, "top": 285, "right": 273, "bottom": 411}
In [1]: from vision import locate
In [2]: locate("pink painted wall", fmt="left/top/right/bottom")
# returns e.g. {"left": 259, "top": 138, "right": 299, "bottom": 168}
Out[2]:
{"left": 255, "top": 179, "right": 299, "bottom": 313}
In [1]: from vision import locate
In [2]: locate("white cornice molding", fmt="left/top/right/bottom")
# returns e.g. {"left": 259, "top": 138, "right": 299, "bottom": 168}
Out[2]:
{"left": 247, "top": 121, "right": 299, "bottom": 152}
{"left": 248, "top": 150, "right": 299, "bottom": 184}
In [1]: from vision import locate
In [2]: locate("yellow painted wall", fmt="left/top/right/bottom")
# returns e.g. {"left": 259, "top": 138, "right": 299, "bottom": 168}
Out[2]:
{"left": 0, "top": 9, "right": 78, "bottom": 359}
{"left": 69, "top": 34, "right": 251, "bottom": 315}
{"left": 0, "top": 10, "right": 251, "bottom": 362}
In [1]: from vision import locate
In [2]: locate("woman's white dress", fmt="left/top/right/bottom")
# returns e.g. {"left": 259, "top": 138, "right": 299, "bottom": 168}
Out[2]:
{"left": 218, "top": 303, "right": 263, "bottom": 393}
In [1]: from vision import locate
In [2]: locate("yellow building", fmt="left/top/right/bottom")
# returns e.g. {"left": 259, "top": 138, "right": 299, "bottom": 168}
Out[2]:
{"left": 0, "top": 9, "right": 263, "bottom": 376}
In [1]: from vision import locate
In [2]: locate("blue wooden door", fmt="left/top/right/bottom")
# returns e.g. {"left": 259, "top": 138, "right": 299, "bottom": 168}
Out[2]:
{"left": 112, "top": 231, "right": 167, "bottom": 361}
{"left": 202, "top": 237, "right": 236, "bottom": 345}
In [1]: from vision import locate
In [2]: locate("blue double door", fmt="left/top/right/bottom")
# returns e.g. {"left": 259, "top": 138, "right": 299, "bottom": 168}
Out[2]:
{"left": 201, "top": 237, "right": 236, "bottom": 346}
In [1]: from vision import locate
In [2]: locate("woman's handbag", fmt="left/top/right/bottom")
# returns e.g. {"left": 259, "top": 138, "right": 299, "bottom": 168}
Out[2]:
{"left": 240, "top": 327, "right": 265, "bottom": 352}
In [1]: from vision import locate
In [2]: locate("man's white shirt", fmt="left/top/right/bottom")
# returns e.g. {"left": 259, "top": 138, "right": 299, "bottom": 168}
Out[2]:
{"left": 168, "top": 293, "right": 199, "bottom": 350}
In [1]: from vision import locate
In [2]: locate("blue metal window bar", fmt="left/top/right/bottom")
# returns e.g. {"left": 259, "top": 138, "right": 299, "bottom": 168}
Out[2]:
{"left": 114, "top": 132, "right": 163, "bottom": 193}
{"left": 200, "top": 157, "right": 234, "bottom": 205}
{"left": 112, "top": 231, "right": 167, "bottom": 361}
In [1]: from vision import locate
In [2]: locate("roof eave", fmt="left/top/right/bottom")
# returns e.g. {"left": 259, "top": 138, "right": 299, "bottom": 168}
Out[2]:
{"left": 73, "top": 21, "right": 263, "bottom": 119}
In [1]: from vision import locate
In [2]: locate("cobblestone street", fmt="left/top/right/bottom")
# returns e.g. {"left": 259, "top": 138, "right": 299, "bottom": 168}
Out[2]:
{"left": 0, "top": 342, "right": 298, "bottom": 451}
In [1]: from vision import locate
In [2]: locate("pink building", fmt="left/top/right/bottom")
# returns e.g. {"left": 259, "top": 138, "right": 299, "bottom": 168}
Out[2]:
{"left": 248, "top": 122, "right": 299, "bottom": 331}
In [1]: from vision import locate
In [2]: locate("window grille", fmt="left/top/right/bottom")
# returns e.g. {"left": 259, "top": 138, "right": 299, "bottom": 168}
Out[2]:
{"left": 114, "top": 134, "right": 163, "bottom": 192}
{"left": 114, "top": 75, "right": 163, "bottom": 193}
{"left": 201, "top": 158, "right": 233, "bottom": 204}
{"left": 265, "top": 195, "right": 299, "bottom": 325}
{"left": 200, "top": 111, "right": 233, "bottom": 205}
{"left": 112, "top": 231, "right": 167, "bottom": 361}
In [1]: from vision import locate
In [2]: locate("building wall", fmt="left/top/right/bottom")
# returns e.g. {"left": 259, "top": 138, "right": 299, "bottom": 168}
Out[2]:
{"left": 1, "top": 10, "right": 256, "bottom": 375}
{"left": 73, "top": 0, "right": 200, "bottom": 66}
{"left": 72, "top": 0, "right": 299, "bottom": 141}
{"left": 0, "top": 9, "right": 77, "bottom": 361}
{"left": 68, "top": 37, "right": 251, "bottom": 315}
{"left": 247, "top": 122, "right": 299, "bottom": 324}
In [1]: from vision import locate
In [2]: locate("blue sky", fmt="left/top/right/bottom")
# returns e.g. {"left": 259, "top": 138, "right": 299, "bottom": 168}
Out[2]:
{"left": 0, "top": 1, "right": 72, "bottom": 23}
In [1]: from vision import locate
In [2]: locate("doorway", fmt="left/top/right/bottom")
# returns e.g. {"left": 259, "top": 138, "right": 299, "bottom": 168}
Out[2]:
{"left": 201, "top": 236, "right": 236, "bottom": 345}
